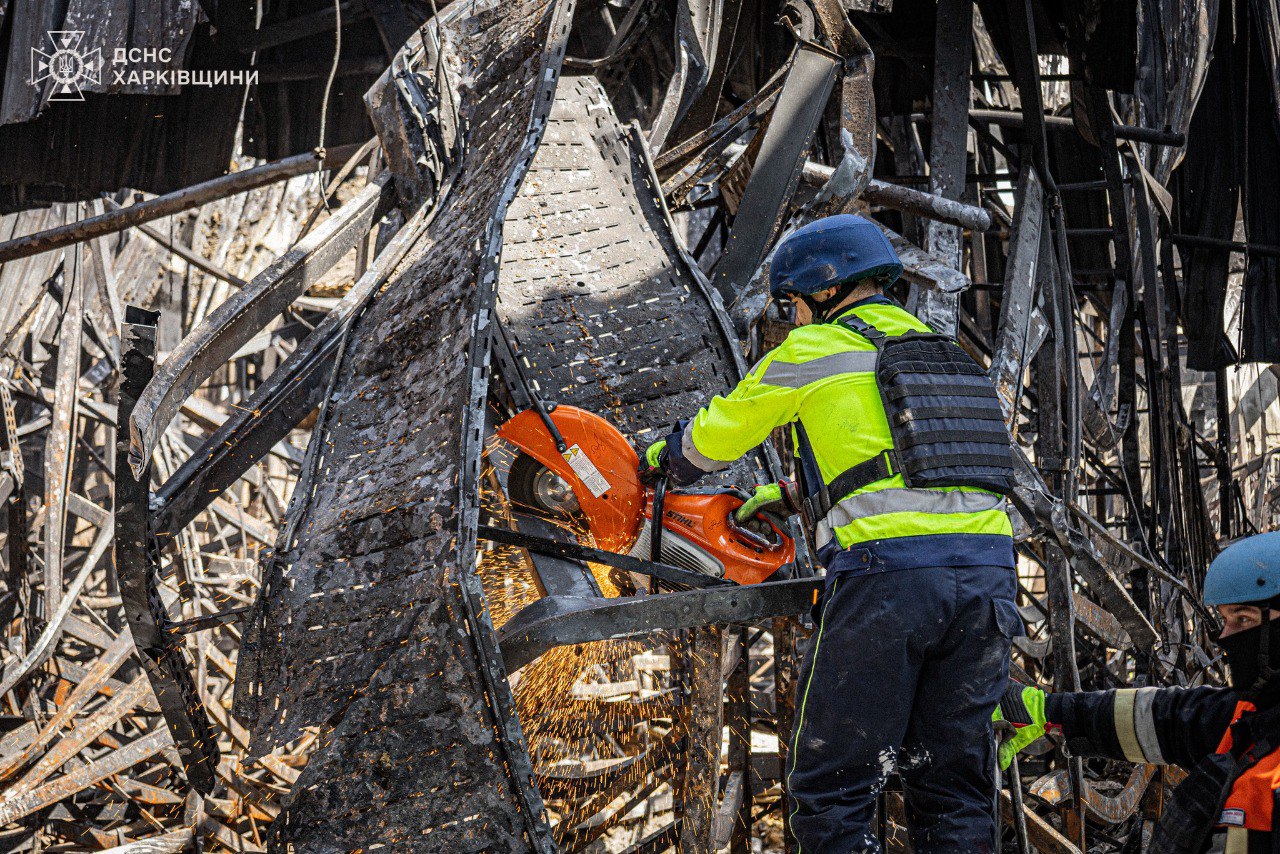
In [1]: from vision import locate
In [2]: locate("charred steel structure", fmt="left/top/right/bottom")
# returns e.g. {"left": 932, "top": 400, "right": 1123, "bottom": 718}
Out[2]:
{"left": 0, "top": 0, "right": 1278, "bottom": 851}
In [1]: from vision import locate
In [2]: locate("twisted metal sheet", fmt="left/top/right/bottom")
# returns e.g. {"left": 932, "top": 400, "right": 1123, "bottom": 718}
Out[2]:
{"left": 234, "top": 0, "right": 573, "bottom": 849}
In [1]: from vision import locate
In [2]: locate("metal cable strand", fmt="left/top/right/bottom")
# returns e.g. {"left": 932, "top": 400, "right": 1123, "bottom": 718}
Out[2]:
{"left": 315, "top": 0, "right": 343, "bottom": 208}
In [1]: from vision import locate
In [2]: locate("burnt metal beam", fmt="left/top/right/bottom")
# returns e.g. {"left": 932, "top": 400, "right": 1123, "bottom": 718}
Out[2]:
{"left": 42, "top": 246, "right": 82, "bottom": 611}
{"left": 101, "top": 196, "right": 248, "bottom": 289}
{"left": 658, "top": 68, "right": 785, "bottom": 181}
{"left": 2, "top": 480, "right": 27, "bottom": 637}
{"left": 114, "top": 306, "right": 220, "bottom": 795}
{"left": 478, "top": 525, "right": 735, "bottom": 591}
{"left": 771, "top": 150, "right": 992, "bottom": 231}
{"left": 509, "top": 513, "right": 604, "bottom": 599}
{"left": 497, "top": 579, "right": 822, "bottom": 671}
{"left": 926, "top": 0, "right": 971, "bottom": 208}
{"left": 648, "top": 0, "right": 720, "bottom": 151}
{"left": 912, "top": 0, "right": 974, "bottom": 335}
{"left": 151, "top": 353, "right": 326, "bottom": 542}
{"left": 999, "top": 789, "right": 1083, "bottom": 854}
{"left": 237, "top": 0, "right": 370, "bottom": 52}
{"left": 821, "top": 0, "right": 877, "bottom": 193}
{"left": 0, "top": 382, "right": 25, "bottom": 488}
{"left": 1010, "top": 451, "right": 1160, "bottom": 652}
{"left": 670, "top": 0, "right": 745, "bottom": 146}
{"left": 989, "top": 167, "right": 1046, "bottom": 419}
{"left": 128, "top": 173, "right": 394, "bottom": 478}
{"left": 682, "top": 622, "right": 725, "bottom": 852}
{"left": 0, "top": 146, "right": 365, "bottom": 265}
{"left": 710, "top": 44, "right": 838, "bottom": 301}
{"left": 1170, "top": 232, "right": 1280, "bottom": 258}
{"left": 0, "top": 514, "right": 113, "bottom": 700}
{"left": 151, "top": 200, "right": 426, "bottom": 542}
{"left": 966, "top": 109, "right": 1185, "bottom": 148}
{"left": 169, "top": 607, "right": 253, "bottom": 635}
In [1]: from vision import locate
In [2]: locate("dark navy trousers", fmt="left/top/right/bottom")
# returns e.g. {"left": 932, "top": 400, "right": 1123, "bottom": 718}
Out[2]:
{"left": 786, "top": 563, "right": 1021, "bottom": 853}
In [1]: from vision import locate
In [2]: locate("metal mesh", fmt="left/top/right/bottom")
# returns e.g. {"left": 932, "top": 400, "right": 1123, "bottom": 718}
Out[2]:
{"left": 234, "top": 1, "right": 571, "bottom": 849}
{"left": 497, "top": 75, "right": 747, "bottom": 455}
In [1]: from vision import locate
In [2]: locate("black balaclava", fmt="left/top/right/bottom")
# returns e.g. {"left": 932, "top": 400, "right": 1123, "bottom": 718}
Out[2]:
{"left": 1216, "top": 612, "right": 1280, "bottom": 709}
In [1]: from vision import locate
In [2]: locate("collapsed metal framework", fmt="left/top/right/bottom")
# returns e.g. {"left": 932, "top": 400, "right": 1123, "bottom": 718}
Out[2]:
{"left": 0, "top": 0, "right": 1277, "bottom": 851}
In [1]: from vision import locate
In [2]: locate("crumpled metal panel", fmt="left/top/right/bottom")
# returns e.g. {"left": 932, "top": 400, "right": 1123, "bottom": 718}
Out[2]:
{"left": 493, "top": 75, "right": 757, "bottom": 850}
{"left": 497, "top": 75, "right": 747, "bottom": 447}
{"left": 1136, "top": 0, "right": 1218, "bottom": 185}
{"left": 234, "top": 0, "right": 572, "bottom": 849}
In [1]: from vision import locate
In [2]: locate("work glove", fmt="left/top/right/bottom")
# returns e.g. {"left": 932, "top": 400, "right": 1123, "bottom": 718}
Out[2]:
{"left": 733, "top": 480, "right": 802, "bottom": 523}
{"left": 644, "top": 439, "right": 667, "bottom": 470}
{"left": 992, "top": 683, "right": 1048, "bottom": 770}
{"left": 639, "top": 438, "right": 668, "bottom": 483}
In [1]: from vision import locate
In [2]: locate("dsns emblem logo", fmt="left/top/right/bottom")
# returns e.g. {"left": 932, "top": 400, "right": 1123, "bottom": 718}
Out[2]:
{"left": 31, "top": 31, "right": 102, "bottom": 101}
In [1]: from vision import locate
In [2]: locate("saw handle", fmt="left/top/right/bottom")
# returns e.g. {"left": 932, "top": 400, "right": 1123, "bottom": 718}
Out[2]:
{"left": 648, "top": 474, "right": 667, "bottom": 593}
{"left": 532, "top": 399, "right": 566, "bottom": 452}
{"left": 724, "top": 487, "right": 786, "bottom": 550}
{"left": 730, "top": 513, "right": 785, "bottom": 550}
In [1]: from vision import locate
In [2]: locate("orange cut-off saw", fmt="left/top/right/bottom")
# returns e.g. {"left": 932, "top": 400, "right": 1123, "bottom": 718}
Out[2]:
{"left": 496, "top": 405, "right": 793, "bottom": 586}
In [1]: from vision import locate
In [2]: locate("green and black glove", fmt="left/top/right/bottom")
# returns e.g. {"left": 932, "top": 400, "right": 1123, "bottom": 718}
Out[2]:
{"left": 733, "top": 480, "right": 802, "bottom": 523}
{"left": 644, "top": 439, "right": 667, "bottom": 469}
{"left": 992, "top": 683, "right": 1049, "bottom": 770}
{"left": 640, "top": 438, "right": 668, "bottom": 482}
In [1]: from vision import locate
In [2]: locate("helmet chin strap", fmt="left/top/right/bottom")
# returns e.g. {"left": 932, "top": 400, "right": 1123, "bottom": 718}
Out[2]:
{"left": 796, "top": 293, "right": 820, "bottom": 323}
{"left": 801, "top": 279, "right": 867, "bottom": 323}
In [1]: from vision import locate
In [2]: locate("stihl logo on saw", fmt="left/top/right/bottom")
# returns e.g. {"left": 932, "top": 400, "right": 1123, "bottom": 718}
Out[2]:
{"left": 664, "top": 510, "right": 696, "bottom": 529}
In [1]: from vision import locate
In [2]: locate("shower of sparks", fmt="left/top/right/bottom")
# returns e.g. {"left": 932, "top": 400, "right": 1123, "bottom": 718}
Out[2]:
{"left": 478, "top": 443, "right": 685, "bottom": 842}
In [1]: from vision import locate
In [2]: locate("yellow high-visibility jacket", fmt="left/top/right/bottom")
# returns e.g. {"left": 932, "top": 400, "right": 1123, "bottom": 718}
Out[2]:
{"left": 673, "top": 297, "right": 1012, "bottom": 566}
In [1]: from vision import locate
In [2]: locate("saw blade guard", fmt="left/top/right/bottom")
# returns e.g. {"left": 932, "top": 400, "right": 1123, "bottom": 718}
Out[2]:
{"left": 496, "top": 406, "right": 646, "bottom": 551}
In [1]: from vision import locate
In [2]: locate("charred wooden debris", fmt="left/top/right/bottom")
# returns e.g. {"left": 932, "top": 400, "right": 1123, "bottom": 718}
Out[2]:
{"left": 0, "top": 0, "right": 1277, "bottom": 850}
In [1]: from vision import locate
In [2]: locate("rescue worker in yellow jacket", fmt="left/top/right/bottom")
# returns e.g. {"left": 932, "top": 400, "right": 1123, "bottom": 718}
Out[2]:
{"left": 643, "top": 214, "right": 1020, "bottom": 852}
{"left": 998, "top": 531, "right": 1280, "bottom": 854}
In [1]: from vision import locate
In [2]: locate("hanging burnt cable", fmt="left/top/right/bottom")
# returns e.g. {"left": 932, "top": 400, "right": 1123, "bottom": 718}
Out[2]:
{"left": 315, "top": 0, "right": 342, "bottom": 210}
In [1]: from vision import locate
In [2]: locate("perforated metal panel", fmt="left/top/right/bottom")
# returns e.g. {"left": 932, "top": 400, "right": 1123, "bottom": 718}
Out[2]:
{"left": 233, "top": 1, "right": 572, "bottom": 849}
{"left": 491, "top": 79, "right": 757, "bottom": 849}
{"left": 497, "top": 76, "right": 748, "bottom": 452}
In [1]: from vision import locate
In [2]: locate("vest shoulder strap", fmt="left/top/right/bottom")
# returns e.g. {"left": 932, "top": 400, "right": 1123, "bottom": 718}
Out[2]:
{"left": 837, "top": 312, "right": 887, "bottom": 344}
{"left": 1230, "top": 704, "right": 1280, "bottom": 763}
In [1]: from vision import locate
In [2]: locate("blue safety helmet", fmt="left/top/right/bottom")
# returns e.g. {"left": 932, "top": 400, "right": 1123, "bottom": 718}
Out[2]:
{"left": 1203, "top": 532, "right": 1280, "bottom": 606}
{"left": 769, "top": 214, "right": 904, "bottom": 298}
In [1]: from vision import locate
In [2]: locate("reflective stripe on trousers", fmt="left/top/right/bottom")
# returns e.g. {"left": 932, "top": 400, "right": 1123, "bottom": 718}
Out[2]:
{"left": 816, "top": 487, "right": 1008, "bottom": 548}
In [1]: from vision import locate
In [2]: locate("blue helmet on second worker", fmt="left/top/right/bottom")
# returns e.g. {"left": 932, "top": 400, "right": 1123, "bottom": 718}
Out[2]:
{"left": 1204, "top": 531, "right": 1280, "bottom": 607}
{"left": 1203, "top": 532, "right": 1280, "bottom": 696}
{"left": 769, "top": 214, "right": 904, "bottom": 298}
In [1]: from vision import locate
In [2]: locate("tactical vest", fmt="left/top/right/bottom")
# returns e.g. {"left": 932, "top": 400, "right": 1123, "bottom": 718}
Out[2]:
{"left": 806, "top": 314, "right": 1015, "bottom": 518}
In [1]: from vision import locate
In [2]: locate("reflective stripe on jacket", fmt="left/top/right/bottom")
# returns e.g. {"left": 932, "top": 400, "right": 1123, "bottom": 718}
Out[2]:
{"left": 681, "top": 299, "right": 1012, "bottom": 549}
